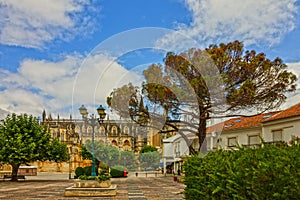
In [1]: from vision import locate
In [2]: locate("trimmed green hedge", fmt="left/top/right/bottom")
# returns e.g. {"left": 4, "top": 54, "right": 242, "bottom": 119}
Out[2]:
{"left": 75, "top": 167, "right": 85, "bottom": 178}
{"left": 83, "top": 166, "right": 99, "bottom": 176}
{"left": 183, "top": 143, "right": 300, "bottom": 199}
{"left": 110, "top": 165, "right": 126, "bottom": 177}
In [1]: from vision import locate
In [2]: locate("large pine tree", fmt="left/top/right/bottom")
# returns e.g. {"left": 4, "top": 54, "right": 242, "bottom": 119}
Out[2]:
{"left": 107, "top": 41, "right": 297, "bottom": 154}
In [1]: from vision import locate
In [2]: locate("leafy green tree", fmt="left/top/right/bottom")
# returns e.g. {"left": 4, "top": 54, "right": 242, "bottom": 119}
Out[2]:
{"left": 138, "top": 151, "right": 161, "bottom": 169}
{"left": 0, "top": 113, "right": 69, "bottom": 181}
{"left": 49, "top": 138, "right": 69, "bottom": 162}
{"left": 80, "top": 140, "right": 121, "bottom": 167}
{"left": 140, "top": 145, "right": 157, "bottom": 153}
{"left": 107, "top": 41, "right": 297, "bottom": 154}
{"left": 79, "top": 142, "right": 100, "bottom": 171}
{"left": 79, "top": 144, "right": 93, "bottom": 160}
{"left": 120, "top": 150, "right": 137, "bottom": 171}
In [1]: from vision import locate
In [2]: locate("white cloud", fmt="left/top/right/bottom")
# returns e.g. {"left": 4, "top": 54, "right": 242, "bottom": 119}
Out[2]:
{"left": 72, "top": 53, "right": 142, "bottom": 117}
{"left": 0, "top": 56, "right": 81, "bottom": 116}
{"left": 157, "top": 0, "right": 297, "bottom": 50}
{"left": 282, "top": 62, "right": 300, "bottom": 109}
{"left": 0, "top": 54, "right": 141, "bottom": 117}
{"left": 0, "top": 0, "right": 96, "bottom": 48}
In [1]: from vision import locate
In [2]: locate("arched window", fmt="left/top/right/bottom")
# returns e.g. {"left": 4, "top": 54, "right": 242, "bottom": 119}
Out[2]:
{"left": 99, "top": 126, "right": 105, "bottom": 136}
{"left": 123, "top": 140, "right": 130, "bottom": 146}
{"left": 87, "top": 126, "right": 92, "bottom": 134}
{"left": 112, "top": 126, "right": 117, "bottom": 136}
{"left": 61, "top": 132, "right": 65, "bottom": 142}
{"left": 111, "top": 140, "right": 118, "bottom": 146}
{"left": 122, "top": 140, "right": 131, "bottom": 151}
{"left": 124, "top": 126, "right": 129, "bottom": 135}
{"left": 75, "top": 125, "right": 80, "bottom": 133}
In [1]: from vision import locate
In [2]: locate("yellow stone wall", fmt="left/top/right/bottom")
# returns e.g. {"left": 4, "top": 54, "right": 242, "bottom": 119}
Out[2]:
{"left": 0, "top": 160, "right": 92, "bottom": 174}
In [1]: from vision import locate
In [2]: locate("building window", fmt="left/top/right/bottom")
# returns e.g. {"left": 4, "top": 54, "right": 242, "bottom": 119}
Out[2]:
{"left": 61, "top": 133, "right": 65, "bottom": 142}
{"left": 175, "top": 141, "right": 180, "bottom": 157}
{"left": 227, "top": 137, "right": 237, "bottom": 147}
{"left": 124, "top": 126, "right": 129, "bottom": 135}
{"left": 273, "top": 130, "right": 282, "bottom": 142}
{"left": 112, "top": 126, "right": 117, "bottom": 136}
{"left": 87, "top": 126, "right": 92, "bottom": 134}
{"left": 75, "top": 125, "right": 80, "bottom": 133}
{"left": 206, "top": 136, "right": 218, "bottom": 150}
{"left": 123, "top": 140, "right": 131, "bottom": 151}
{"left": 99, "top": 126, "right": 105, "bottom": 136}
{"left": 112, "top": 140, "right": 118, "bottom": 146}
{"left": 206, "top": 137, "right": 211, "bottom": 150}
{"left": 248, "top": 135, "right": 260, "bottom": 146}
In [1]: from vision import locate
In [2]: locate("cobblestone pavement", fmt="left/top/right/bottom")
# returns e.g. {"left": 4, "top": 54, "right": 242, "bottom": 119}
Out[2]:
{"left": 0, "top": 173, "right": 185, "bottom": 199}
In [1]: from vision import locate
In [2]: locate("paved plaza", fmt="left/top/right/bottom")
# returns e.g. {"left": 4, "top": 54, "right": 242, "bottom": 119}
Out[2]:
{"left": 0, "top": 173, "right": 185, "bottom": 200}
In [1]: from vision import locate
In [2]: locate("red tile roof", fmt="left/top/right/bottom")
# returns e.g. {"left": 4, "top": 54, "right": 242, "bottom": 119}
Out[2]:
{"left": 206, "top": 111, "right": 281, "bottom": 133}
{"left": 206, "top": 102, "right": 300, "bottom": 133}
{"left": 263, "top": 103, "right": 300, "bottom": 122}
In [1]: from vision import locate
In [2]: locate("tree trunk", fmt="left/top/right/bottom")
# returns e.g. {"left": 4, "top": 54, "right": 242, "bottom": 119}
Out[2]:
{"left": 198, "top": 118, "right": 207, "bottom": 155}
{"left": 11, "top": 163, "right": 20, "bottom": 182}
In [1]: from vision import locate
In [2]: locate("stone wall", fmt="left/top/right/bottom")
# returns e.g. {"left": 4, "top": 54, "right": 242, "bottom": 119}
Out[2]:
{"left": 0, "top": 160, "right": 92, "bottom": 173}
{"left": 31, "top": 160, "right": 92, "bottom": 172}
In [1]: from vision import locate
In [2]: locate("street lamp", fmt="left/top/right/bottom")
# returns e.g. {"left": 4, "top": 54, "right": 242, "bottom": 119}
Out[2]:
{"left": 69, "top": 146, "right": 73, "bottom": 179}
{"left": 79, "top": 104, "right": 106, "bottom": 177}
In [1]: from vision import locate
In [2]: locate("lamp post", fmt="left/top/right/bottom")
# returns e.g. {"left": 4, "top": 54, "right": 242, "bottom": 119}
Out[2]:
{"left": 69, "top": 146, "right": 73, "bottom": 179}
{"left": 79, "top": 104, "right": 106, "bottom": 177}
{"left": 68, "top": 123, "right": 77, "bottom": 179}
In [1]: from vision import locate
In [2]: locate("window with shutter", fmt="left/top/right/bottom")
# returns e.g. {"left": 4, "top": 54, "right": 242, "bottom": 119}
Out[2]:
{"left": 248, "top": 135, "right": 260, "bottom": 146}
{"left": 273, "top": 130, "right": 282, "bottom": 142}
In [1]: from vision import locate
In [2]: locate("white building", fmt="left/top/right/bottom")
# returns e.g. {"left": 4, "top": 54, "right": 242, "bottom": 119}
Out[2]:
{"left": 162, "top": 132, "right": 197, "bottom": 175}
{"left": 207, "top": 103, "right": 300, "bottom": 149}
{"left": 162, "top": 103, "right": 300, "bottom": 175}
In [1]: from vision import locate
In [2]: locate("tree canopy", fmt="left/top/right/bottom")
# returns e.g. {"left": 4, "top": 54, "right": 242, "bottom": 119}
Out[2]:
{"left": 81, "top": 140, "right": 120, "bottom": 167}
{"left": 80, "top": 141, "right": 137, "bottom": 171}
{"left": 0, "top": 113, "right": 69, "bottom": 181}
{"left": 140, "top": 145, "right": 158, "bottom": 154}
{"left": 120, "top": 150, "right": 137, "bottom": 171}
{"left": 107, "top": 41, "right": 297, "bottom": 154}
{"left": 138, "top": 151, "right": 161, "bottom": 170}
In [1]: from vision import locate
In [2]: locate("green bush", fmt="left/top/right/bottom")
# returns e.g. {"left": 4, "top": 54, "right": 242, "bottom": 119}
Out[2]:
{"left": 83, "top": 166, "right": 92, "bottom": 176}
{"left": 75, "top": 167, "right": 85, "bottom": 178}
{"left": 110, "top": 165, "right": 125, "bottom": 177}
{"left": 83, "top": 166, "right": 98, "bottom": 176}
{"left": 99, "top": 163, "right": 110, "bottom": 176}
{"left": 79, "top": 175, "right": 111, "bottom": 181}
{"left": 183, "top": 143, "right": 300, "bottom": 199}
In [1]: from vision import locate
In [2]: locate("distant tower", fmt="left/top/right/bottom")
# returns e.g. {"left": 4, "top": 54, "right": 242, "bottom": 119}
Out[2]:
{"left": 42, "top": 110, "right": 46, "bottom": 122}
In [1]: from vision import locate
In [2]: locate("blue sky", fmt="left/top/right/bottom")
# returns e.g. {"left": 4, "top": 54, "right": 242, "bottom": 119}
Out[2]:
{"left": 0, "top": 0, "right": 300, "bottom": 118}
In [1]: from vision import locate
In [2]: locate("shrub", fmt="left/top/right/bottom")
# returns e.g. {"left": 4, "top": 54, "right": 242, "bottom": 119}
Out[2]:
{"left": 75, "top": 167, "right": 85, "bottom": 178}
{"left": 79, "top": 175, "right": 111, "bottom": 181}
{"left": 83, "top": 166, "right": 98, "bottom": 176}
{"left": 99, "top": 163, "right": 110, "bottom": 176}
{"left": 110, "top": 165, "right": 125, "bottom": 177}
{"left": 183, "top": 143, "right": 300, "bottom": 199}
{"left": 83, "top": 166, "right": 92, "bottom": 176}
